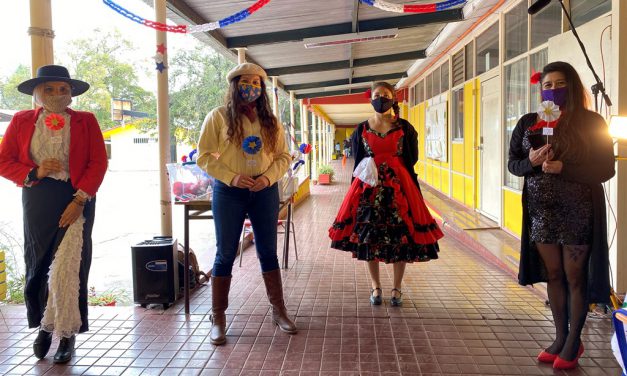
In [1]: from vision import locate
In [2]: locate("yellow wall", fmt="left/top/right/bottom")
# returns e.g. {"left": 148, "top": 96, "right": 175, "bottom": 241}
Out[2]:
{"left": 503, "top": 189, "right": 523, "bottom": 237}
{"left": 0, "top": 251, "right": 5, "bottom": 301}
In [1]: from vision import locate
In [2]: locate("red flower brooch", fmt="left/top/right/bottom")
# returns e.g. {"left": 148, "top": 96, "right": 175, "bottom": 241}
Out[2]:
{"left": 44, "top": 113, "right": 65, "bottom": 131}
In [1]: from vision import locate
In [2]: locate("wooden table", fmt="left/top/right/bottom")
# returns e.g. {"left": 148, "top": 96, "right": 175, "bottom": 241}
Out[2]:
{"left": 176, "top": 197, "right": 293, "bottom": 315}
{"left": 175, "top": 199, "right": 212, "bottom": 315}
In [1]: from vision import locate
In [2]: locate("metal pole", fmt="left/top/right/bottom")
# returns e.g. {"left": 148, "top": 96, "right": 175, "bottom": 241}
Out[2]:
{"left": 155, "top": 0, "right": 172, "bottom": 236}
{"left": 289, "top": 91, "right": 296, "bottom": 152}
{"left": 272, "top": 76, "right": 279, "bottom": 118}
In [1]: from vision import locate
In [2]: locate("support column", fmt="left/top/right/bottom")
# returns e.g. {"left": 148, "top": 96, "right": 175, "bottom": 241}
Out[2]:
{"left": 289, "top": 91, "right": 296, "bottom": 152}
{"left": 155, "top": 0, "right": 172, "bottom": 236}
{"left": 312, "top": 113, "right": 318, "bottom": 181}
{"left": 272, "top": 76, "right": 279, "bottom": 118}
{"left": 611, "top": 0, "right": 627, "bottom": 292}
{"left": 236, "top": 48, "right": 247, "bottom": 64}
{"left": 29, "top": 0, "right": 54, "bottom": 77}
{"left": 301, "top": 101, "right": 310, "bottom": 177}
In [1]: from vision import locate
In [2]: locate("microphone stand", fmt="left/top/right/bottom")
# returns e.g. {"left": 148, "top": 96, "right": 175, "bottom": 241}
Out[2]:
{"left": 556, "top": 0, "right": 612, "bottom": 112}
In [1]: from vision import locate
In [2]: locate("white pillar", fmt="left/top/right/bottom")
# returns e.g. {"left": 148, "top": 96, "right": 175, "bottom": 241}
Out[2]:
{"left": 611, "top": 0, "right": 627, "bottom": 292}
{"left": 301, "top": 101, "right": 310, "bottom": 177}
{"left": 29, "top": 0, "right": 54, "bottom": 80}
{"left": 289, "top": 91, "right": 295, "bottom": 152}
{"left": 236, "top": 48, "right": 247, "bottom": 64}
{"left": 312, "top": 113, "right": 318, "bottom": 180}
{"left": 155, "top": 0, "right": 172, "bottom": 236}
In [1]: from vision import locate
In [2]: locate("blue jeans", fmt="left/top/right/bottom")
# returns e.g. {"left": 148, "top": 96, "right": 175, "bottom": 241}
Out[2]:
{"left": 211, "top": 180, "right": 280, "bottom": 277}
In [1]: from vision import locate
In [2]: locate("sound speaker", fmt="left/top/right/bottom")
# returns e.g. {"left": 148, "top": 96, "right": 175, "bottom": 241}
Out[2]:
{"left": 131, "top": 237, "right": 178, "bottom": 309}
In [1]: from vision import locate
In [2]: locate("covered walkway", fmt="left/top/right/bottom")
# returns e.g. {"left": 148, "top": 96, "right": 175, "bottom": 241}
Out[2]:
{"left": 0, "top": 162, "right": 619, "bottom": 375}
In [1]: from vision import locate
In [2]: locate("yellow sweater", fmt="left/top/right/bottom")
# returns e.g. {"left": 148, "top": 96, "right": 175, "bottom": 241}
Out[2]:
{"left": 197, "top": 106, "right": 291, "bottom": 186}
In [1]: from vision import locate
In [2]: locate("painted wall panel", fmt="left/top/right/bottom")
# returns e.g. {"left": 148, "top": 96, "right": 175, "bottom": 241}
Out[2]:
{"left": 441, "top": 169, "right": 450, "bottom": 196}
{"left": 451, "top": 143, "right": 464, "bottom": 172}
{"left": 503, "top": 189, "right": 523, "bottom": 237}
{"left": 452, "top": 174, "right": 465, "bottom": 203}
{"left": 464, "top": 177, "right": 475, "bottom": 208}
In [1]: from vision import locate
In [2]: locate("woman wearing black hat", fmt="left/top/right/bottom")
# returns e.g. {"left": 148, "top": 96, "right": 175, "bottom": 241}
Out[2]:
{"left": 0, "top": 65, "right": 108, "bottom": 363}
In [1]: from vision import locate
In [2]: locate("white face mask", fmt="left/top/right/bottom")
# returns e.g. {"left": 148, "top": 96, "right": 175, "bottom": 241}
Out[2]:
{"left": 34, "top": 89, "right": 72, "bottom": 114}
{"left": 41, "top": 95, "right": 72, "bottom": 113}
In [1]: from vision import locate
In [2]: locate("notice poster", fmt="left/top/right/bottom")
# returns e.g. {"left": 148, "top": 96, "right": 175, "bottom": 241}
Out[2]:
{"left": 425, "top": 98, "right": 448, "bottom": 162}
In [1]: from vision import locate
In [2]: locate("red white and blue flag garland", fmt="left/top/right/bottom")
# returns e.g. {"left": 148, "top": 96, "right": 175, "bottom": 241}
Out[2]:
{"left": 103, "top": 0, "right": 271, "bottom": 34}
{"left": 359, "top": 0, "right": 466, "bottom": 13}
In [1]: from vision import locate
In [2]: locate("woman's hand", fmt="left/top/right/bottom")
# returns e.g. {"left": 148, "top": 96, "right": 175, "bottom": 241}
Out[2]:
{"left": 529, "top": 145, "right": 553, "bottom": 167}
{"left": 59, "top": 200, "right": 84, "bottom": 228}
{"left": 230, "top": 174, "right": 256, "bottom": 189}
{"left": 250, "top": 176, "right": 270, "bottom": 192}
{"left": 37, "top": 158, "right": 63, "bottom": 179}
{"left": 543, "top": 160, "right": 563, "bottom": 174}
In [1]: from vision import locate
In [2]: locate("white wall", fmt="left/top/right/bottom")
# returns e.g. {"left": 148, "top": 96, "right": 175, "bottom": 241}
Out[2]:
{"left": 109, "top": 129, "right": 160, "bottom": 171}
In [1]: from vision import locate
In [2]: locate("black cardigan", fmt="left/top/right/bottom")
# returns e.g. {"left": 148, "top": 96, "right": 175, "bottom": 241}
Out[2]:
{"left": 351, "top": 119, "right": 421, "bottom": 190}
{"left": 507, "top": 111, "right": 615, "bottom": 304}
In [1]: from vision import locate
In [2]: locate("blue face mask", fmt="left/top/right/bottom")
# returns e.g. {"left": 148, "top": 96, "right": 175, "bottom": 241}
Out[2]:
{"left": 238, "top": 83, "right": 262, "bottom": 103}
{"left": 541, "top": 87, "right": 568, "bottom": 108}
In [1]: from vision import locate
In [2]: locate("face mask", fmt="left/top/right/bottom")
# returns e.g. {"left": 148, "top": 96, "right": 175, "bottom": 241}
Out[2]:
{"left": 40, "top": 94, "right": 72, "bottom": 113}
{"left": 238, "top": 83, "right": 262, "bottom": 103}
{"left": 371, "top": 97, "right": 394, "bottom": 114}
{"left": 541, "top": 87, "right": 568, "bottom": 108}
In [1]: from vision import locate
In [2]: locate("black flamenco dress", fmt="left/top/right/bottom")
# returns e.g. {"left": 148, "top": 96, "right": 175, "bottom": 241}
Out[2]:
{"left": 328, "top": 122, "right": 443, "bottom": 263}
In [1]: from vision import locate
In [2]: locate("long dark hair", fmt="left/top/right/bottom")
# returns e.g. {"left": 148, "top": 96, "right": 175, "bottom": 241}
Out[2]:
{"left": 372, "top": 81, "right": 401, "bottom": 126}
{"left": 225, "top": 77, "right": 279, "bottom": 153}
{"left": 540, "top": 61, "right": 590, "bottom": 163}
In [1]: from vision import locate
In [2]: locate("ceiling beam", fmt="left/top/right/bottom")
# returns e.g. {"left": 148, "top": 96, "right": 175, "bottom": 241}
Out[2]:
{"left": 265, "top": 50, "right": 425, "bottom": 76}
{"left": 285, "top": 72, "right": 405, "bottom": 91}
{"left": 226, "top": 8, "right": 464, "bottom": 48}
{"left": 296, "top": 87, "right": 369, "bottom": 100}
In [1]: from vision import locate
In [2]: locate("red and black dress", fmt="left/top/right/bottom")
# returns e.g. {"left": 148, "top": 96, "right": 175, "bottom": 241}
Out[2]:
{"left": 329, "top": 119, "right": 443, "bottom": 263}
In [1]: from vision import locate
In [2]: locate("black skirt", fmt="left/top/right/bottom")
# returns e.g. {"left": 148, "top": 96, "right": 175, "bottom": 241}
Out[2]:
{"left": 22, "top": 178, "right": 95, "bottom": 332}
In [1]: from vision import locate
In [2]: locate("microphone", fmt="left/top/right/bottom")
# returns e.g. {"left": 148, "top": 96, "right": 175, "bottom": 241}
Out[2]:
{"left": 528, "top": 0, "right": 552, "bottom": 15}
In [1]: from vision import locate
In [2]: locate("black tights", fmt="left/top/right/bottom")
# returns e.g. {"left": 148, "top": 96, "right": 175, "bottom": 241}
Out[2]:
{"left": 536, "top": 243, "right": 590, "bottom": 360}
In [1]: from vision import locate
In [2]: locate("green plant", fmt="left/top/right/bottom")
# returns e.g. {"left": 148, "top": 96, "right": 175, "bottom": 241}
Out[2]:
{"left": 317, "top": 164, "right": 335, "bottom": 180}
{"left": 0, "top": 224, "right": 26, "bottom": 304}
{"left": 88, "top": 286, "right": 130, "bottom": 306}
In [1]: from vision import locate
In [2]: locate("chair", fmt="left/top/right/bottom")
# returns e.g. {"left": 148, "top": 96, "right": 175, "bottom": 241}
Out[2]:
{"left": 238, "top": 218, "right": 298, "bottom": 267}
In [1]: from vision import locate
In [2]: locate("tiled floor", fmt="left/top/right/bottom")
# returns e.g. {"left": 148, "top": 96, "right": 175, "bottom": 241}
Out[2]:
{"left": 0, "top": 161, "right": 621, "bottom": 375}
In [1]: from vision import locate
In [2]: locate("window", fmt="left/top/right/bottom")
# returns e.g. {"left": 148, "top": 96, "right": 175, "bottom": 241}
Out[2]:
{"left": 476, "top": 22, "right": 499, "bottom": 75}
{"left": 465, "top": 43, "right": 475, "bottom": 80}
{"left": 504, "top": 59, "right": 528, "bottom": 190}
{"left": 531, "top": 0, "right": 561, "bottom": 48}
{"left": 529, "top": 49, "right": 548, "bottom": 110}
{"left": 452, "top": 50, "right": 465, "bottom": 87}
{"left": 426, "top": 73, "right": 433, "bottom": 100}
{"left": 409, "top": 84, "right": 416, "bottom": 107}
{"left": 504, "top": 2, "right": 528, "bottom": 61}
{"left": 133, "top": 137, "right": 157, "bottom": 144}
{"left": 432, "top": 67, "right": 441, "bottom": 97}
{"left": 416, "top": 80, "right": 425, "bottom": 104}
{"left": 571, "top": 0, "right": 611, "bottom": 27}
{"left": 441, "top": 62, "right": 450, "bottom": 92}
{"left": 452, "top": 88, "right": 464, "bottom": 141}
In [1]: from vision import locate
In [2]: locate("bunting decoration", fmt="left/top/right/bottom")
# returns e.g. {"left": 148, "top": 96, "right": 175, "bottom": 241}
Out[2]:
{"left": 103, "top": 0, "right": 271, "bottom": 34}
{"left": 359, "top": 0, "right": 466, "bottom": 13}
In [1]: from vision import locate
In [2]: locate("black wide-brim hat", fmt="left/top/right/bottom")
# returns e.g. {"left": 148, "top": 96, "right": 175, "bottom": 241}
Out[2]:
{"left": 17, "top": 65, "right": 90, "bottom": 97}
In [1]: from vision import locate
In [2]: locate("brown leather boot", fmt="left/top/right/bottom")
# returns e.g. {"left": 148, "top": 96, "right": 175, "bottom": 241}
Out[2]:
{"left": 210, "top": 275, "right": 231, "bottom": 345}
{"left": 262, "top": 269, "right": 297, "bottom": 334}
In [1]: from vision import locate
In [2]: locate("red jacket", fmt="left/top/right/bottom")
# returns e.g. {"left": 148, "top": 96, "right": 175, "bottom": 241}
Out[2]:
{"left": 0, "top": 107, "right": 108, "bottom": 196}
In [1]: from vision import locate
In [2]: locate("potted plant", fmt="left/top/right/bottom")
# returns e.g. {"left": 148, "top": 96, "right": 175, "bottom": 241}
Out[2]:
{"left": 317, "top": 164, "right": 334, "bottom": 185}
{"left": 88, "top": 286, "right": 129, "bottom": 306}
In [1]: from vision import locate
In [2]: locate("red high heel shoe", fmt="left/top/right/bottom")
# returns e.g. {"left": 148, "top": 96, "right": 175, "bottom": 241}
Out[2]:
{"left": 537, "top": 349, "right": 558, "bottom": 363}
{"left": 553, "top": 343, "right": 584, "bottom": 370}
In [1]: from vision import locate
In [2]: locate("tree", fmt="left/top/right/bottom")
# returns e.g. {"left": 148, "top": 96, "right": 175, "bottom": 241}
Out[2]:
{"left": 167, "top": 47, "right": 235, "bottom": 145}
{"left": 61, "top": 28, "right": 156, "bottom": 130}
{"left": 0, "top": 65, "right": 32, "bottom": 110}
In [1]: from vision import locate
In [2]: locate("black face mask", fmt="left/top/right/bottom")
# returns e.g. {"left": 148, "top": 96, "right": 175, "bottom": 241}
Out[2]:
{"left": 371, "top": 97, "right": 394, "bottom": 113}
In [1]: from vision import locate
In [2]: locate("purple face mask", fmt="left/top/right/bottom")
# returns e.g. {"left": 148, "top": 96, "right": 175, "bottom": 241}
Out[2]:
{"left": 541, "top": 87, "right": 568, "bottom": 108}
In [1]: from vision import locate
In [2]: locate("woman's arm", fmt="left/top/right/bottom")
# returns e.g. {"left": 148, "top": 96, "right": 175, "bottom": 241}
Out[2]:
{"left": 262, "top": 125, "right": 291, "bottom": 185}
{"left": 74, "top": 113, "right": 108, "bottom": 197}
{"left": 404, "top": 120, "right": 419, "bottom": 167}
{"left": 0, "top": 115, "right": 35, "bottom": 186}
{"left": 560, "top": 113, "right": 615, "bottom": 184}
{"left": 197, "top": 109, "right": 239, "bottom": 186}
{"left": 351, "top": 123, "right": 364, "bottom": 173}
{"left": 507, "top": 114, "right": 535, "bottom": 177}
